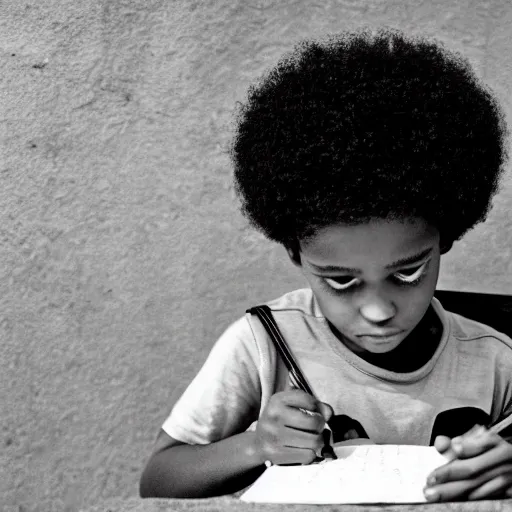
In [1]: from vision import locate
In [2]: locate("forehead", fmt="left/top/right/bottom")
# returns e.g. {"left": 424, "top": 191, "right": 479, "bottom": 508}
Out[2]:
{"left": 300, "top": 218, "right": 439, "bottom": 266}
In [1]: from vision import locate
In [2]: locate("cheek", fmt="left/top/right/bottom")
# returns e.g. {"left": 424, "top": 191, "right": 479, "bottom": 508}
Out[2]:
{"left": 394, "top": 276, "right": 438, "bottom": 321}
{"left": 312, "top": 285, "right": 357, "bottom": 327}
{"left": 396, "top": 293, "right": 429, "bottom": 320}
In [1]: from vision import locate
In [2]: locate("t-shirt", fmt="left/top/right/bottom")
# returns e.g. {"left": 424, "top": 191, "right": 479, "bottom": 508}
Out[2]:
{"left": 162, "top": 288, "right": 512, "bottom": 446}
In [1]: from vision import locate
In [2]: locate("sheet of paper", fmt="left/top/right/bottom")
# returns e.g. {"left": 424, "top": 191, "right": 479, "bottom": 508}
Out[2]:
{"left": 240, "top": 444, "right": 448, "bottom": 504}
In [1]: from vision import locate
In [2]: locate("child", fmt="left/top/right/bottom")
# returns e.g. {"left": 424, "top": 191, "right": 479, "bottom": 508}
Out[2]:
{"left": 140, "top": 28, "right": 512, "bottom": 501}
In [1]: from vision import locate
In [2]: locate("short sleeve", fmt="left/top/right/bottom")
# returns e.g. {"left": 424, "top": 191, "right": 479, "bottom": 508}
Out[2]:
{"left": 493, "top": 336, "right": 512, "bottom": 440}
{"left": 162, "top": 316, "right": 263, "bottom": 445}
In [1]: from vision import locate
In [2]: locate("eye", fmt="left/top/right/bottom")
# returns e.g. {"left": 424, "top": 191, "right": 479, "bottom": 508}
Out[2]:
{"left": 324, "top": 276, "right": 359, "bottom": 291}
{"left": 393, "top": 260, "right": 429, "bottom": 284}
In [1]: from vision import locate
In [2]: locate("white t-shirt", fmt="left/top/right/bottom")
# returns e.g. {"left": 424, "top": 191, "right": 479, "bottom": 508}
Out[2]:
{"left": 162, "top": 288, "right": 512, "bottom": 446}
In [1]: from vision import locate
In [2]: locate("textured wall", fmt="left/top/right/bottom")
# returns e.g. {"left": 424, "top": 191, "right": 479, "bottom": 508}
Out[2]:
{"left": 1, "top": 1, "right": 511, "bottom": 511}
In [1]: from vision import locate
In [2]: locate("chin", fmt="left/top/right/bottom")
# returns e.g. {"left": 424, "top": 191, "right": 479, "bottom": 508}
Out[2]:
{"left": 355, "top": 326, "right": 412, "bottom": 353}
{"left": 363, "top": 341, "right": 403, "bottom": 354}
{"left": 359, "top": 334, "right": 406, "bottom": 354}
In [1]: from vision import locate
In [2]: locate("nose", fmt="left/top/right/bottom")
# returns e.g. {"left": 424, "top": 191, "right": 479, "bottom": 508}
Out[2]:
{"left": 359, "top": 292, "right": 396, "bottom": 324}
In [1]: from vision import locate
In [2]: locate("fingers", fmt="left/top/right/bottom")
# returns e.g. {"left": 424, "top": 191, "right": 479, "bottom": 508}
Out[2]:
{"left": 424, "top": 479, "right": 471, "bottom": 502}
{"left": 434, "top": 435, "right": 452, "bottom": 456}
{"left": 424, "top": 428, "right": 512, "bottom": 502}
{"left": 281, "top": 425, "right": 324, "bottom": 452}
{"left": 278, "top": 390, "right": 331, "bottom": 431}
{"left": 467, "top": 465, "right": 512, "bottom": 500}
{"left": 430, "top": 426, "right": 501, "bottom": 482}
{"left": 283, "top": 406, "right": 326, "bottom": 434}
{"left": 434, "top": 425, "right": 486, "bottom": 460}
{"left": 256, "top": 390, "right": 334, "bottom": 465}
{"left": 284, "top": 389, "right": 334, "bottom": 421}
{"left": 280, "top": 389, "right": 323, "bottom": 411}
{"left": 317, "top": 401, "right": 334, "bottom": 423}
{"left": 425, "top": 463, "right": 512, "bottom": 502}
{"left": 449, "top": 427, "right": 502, "bottom": 460}
{"left": 257, "top": 424, "right": 324, "bottom": 465}
{"left": 430, "top": 430, "right": 507, "bottom": 483}
{"left": 430, "top": 441, "right": 507, "bottom": 485}
{"left": 268, "top": 445, "right": 319, "bottom": 466}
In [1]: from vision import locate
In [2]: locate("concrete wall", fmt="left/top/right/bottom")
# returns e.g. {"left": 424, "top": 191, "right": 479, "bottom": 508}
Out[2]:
{"left": 1, "top": 1, "right": 511, "bottom": 511}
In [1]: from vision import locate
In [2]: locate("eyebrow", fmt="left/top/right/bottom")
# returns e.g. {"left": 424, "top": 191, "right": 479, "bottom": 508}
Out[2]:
{"left": 307, "top": 247, "right": 433, "bottom": 274}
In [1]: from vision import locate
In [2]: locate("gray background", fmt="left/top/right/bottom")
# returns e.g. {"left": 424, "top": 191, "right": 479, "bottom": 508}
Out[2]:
{"left": 1, "top": 1, "right": 511, "bottom": 511}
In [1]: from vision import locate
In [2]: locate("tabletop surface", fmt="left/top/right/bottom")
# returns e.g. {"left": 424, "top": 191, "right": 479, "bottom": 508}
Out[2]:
{"left": 80, "top": 496, "right": 512, "bottom": 512}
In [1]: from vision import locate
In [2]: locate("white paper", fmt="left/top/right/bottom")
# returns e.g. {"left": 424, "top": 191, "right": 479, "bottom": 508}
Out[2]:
{"left": 240, "top": 444, "right": 448, "bottom": 504}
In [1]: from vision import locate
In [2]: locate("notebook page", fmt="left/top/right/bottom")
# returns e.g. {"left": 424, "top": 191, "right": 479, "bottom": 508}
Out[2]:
{"left": 240, "top": 445, "right": 448, "bottom": 504}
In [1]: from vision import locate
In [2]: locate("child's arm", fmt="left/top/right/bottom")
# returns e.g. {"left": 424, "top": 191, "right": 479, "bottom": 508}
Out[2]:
{"left": 140, "top": 390, "right": 332, "bottom": 498}
{"left": 139, "top": 429, "right": 266, "bottom": 498}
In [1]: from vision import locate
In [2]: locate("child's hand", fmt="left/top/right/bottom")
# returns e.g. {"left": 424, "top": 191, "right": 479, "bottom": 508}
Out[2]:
{"left": 424, "top": 424, "right": 512, "bottom": 501}
{"left": 253, "top": 389, "right": 333, "bottom": 466}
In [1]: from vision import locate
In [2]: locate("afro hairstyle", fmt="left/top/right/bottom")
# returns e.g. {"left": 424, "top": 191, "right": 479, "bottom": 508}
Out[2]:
{"left": 230, "top": 28, "right": 508, "bottom": 249}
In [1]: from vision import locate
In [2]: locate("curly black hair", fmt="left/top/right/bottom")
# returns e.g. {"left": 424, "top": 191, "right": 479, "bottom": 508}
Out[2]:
{"left": 230, "top": 28, "right": 508, "bottom": 248}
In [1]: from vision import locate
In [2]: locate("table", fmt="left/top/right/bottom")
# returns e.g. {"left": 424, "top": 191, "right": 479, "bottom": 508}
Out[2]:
{"left": 81, "top": 497, "right": 512, "bottom": 512}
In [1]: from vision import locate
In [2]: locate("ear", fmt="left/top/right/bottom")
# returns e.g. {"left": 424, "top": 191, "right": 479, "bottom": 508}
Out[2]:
{"left": 286, "top": 243, "right": 302, "bottom": 267}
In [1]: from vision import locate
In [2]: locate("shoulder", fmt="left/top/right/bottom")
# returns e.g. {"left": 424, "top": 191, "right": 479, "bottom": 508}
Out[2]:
{"left": 433, "top": 297, "right": 512, "bottom": 361}
{"left": 445, "top": 310, "right": 512, "bottom": 349}
{"left": 220, "top": 288, "right": 319, "bottom": 337}
{"left": 264, "top": 287, "right": 323, "bottom": 317}
{"left": 243, "top": 287, "right": 325, "bottom": 363}
{"left": 209, "top": 314, "right": 260, "bottom": 365}
{"left": 210, "top": 288, "right": 318, "bottom": 366}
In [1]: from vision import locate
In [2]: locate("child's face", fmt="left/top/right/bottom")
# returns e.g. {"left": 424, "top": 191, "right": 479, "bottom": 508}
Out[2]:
{"left": 294, "top": 217, "right": 441, "bottom": 355}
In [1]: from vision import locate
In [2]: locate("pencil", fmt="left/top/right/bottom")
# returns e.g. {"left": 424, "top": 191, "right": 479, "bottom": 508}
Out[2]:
{"left": 248, "top": 305, "right": 337, "bottom": 460}
{"left": 489, "top": 415, "right": 512, "bottom": 436}
{"left": 277, "top": 345, "right": 337, "bottom": 459}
